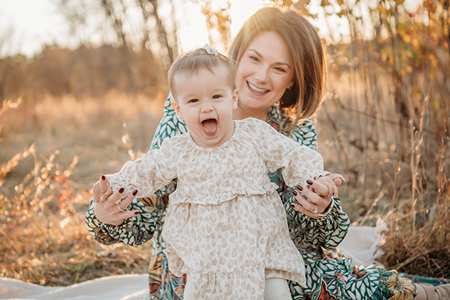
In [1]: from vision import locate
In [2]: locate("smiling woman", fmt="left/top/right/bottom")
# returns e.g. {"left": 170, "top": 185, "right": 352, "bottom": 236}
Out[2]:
{"left": 234, "top": 31, "right": 295, "bottom": 120}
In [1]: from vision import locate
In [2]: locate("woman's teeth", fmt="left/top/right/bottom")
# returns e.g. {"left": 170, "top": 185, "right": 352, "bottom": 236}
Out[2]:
{"left": 248, "top": 82, "right": 269, "bottom": 94}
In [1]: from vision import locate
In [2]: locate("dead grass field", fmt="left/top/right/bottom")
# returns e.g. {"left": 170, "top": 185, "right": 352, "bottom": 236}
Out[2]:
{"left": 0, "top": 92, "right": 165, "bottom": 285}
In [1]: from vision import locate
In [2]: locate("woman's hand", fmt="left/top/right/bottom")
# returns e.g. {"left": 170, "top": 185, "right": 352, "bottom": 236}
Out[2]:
{"left": 93, "top": 179, "right": 140, "bottom": 226}
{"left": 93, "top": 175, "right": 114, "bottom": 203}
{"left": 290, "top": 173, "right": 345, "bottom": 218}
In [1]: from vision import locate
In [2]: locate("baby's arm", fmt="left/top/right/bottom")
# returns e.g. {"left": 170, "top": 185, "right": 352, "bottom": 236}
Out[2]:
{"left": 264, "top": 118, "right": 349, "bottom": 250}
{"left": 248, "top": 119, "right": 341, "bottom": 215}
{"left": 249, "top": 119, "right": 330, "bottom": 188}
{"left": 106, "top": 138, "right": 179, "bottom": 198}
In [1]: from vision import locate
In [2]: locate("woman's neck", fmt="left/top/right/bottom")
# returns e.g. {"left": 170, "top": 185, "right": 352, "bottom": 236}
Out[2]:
{"left": 233, "top": 105, "right": 268, "bottom": 121}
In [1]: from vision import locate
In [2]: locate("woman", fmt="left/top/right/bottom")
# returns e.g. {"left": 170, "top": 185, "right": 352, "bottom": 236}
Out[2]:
{"left": 86, "top": 7, "right": 448, "bottom": 300}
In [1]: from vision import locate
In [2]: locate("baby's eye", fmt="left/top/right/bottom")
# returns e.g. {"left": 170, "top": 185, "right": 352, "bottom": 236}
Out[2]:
{"left": 188, "top": 99, "right": 199, "bottom": 103}
{"left": 212, "top": 94, "right": 223, "bottom": 99}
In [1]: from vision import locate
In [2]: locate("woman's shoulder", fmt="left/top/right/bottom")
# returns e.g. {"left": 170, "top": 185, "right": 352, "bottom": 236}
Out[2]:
{"left": 150, "top": 93, "right": 189, "bottom": 150}
{"left": 290, "top": 119, "right": 317, "bottom": 148}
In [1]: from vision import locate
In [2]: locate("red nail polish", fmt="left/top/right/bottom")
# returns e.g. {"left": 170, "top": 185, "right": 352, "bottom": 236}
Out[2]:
{"left": 119, "top": 188, "right": 125, "bottom": 193}
{"left": 306, "top": 180, "right": 313, "bottom": 185}
{"left": 132, "top": 189, "right": 138, "bottom": 196}
{"left": 297, "top": 185, "right": 303, "bottom": 191}
{"left": 134, "top": 211, "right": 139, "bottom": 215}
{"left": 292, "top": 190, "right": 298, "bottom": 196}
{"left": 101, "top": 175, "right": 106, "bottom": 180}
{"left": 290, "top": 204, "right": 295, "bottom": 208}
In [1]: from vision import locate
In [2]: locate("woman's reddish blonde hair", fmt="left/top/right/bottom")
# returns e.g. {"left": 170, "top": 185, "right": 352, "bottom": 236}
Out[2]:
{"left": 228, "top": 7, "right": 327, "bottom": 130}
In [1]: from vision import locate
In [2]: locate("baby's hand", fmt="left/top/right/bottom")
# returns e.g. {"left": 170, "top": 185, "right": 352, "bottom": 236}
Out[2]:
{"left": 93, "top": 175, "right": 113, "bottom": 203}
{"left": 308, "top": 173, "right": 345, "bottom": 198}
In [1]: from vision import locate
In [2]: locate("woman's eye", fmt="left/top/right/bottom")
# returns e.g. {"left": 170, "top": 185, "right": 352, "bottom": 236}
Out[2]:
{"left": 212, "top": 94, "right": 222, "bottom": 99}
{"left": 249, "top": 55, "right": 259, "bottom": 62}
{"left": 275, "top": 67, "right": 286, "bottom": 73}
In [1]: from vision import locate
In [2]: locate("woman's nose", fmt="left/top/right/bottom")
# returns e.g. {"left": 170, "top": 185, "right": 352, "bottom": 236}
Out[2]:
{"left": 254, "top": 65, "right": 269, "bottom": 83}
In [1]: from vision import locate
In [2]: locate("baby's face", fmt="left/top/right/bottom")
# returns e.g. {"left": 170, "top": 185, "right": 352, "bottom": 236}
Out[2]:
{"left": 172, "top": 65, "right": 238, "bottom": 148}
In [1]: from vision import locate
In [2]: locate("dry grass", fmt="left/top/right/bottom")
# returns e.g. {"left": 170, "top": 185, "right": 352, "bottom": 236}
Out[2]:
{"left": 316, "top": 69, "right": 450, "bottom": 278}
{"left": 0, "top": 93, "right": 164, "bottom": 285}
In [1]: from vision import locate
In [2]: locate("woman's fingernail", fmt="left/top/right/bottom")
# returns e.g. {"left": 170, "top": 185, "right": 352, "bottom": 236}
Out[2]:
{"left": 119, "top": 188, "right": 125, "bottom": 193}
{"left": 292, "top": 190, "right": 298, "bottom": 196}
{"left": 132, "top": 189, "right": 138, "bottom": 196}
{"left": 290, "top": 204, "right": 295, "bottom": 208}
{"left": 306, "top": 180, "right": 313, "bottom": 185}
{"left": 297, "top": 185, "right": 303, "bottom": 191}
{"left": 134, "top": 211, "right": 139, "bottom": 215}
{"left": 101, "top": 175, "right": 106, "bottom": 180}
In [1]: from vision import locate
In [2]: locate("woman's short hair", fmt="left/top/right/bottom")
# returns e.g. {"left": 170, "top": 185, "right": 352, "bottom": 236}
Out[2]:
{"left": 228, "top": 7, "right": 326, "bottom": 130}
{"left": 168, "top": 48, "right": 236, "bottom": 100}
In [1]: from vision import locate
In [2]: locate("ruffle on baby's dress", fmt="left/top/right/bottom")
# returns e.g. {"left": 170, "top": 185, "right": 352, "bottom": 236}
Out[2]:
{"left": 187, "top": 268, "right": 266, "bottom": 300}
{"left": 169, "top": 182, "right": 279, "bottom": 205}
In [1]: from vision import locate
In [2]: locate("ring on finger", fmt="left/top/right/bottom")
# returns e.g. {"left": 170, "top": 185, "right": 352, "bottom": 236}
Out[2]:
{"left": 312, "top": 204, "right": 319, "bottom": 214}
{"left": 116, "top": 199, "right": 128, "bottom": 212}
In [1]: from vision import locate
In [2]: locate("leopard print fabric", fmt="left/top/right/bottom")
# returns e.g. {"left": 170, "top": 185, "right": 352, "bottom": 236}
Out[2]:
{"left": 105, "top": 118, "right": 329, "bottom": 299}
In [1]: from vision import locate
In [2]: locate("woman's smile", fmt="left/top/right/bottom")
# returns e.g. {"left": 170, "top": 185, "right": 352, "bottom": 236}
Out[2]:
{"left": 247, "top": 81, "right": 270, "bottom": 94}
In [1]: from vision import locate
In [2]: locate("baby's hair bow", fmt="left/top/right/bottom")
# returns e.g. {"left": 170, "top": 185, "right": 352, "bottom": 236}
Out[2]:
{"left": 203, "top": 43, "right": 218, "bottom": 56}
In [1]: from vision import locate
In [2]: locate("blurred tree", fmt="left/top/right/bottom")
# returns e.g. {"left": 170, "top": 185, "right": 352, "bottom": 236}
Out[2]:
{"left": 191, "top": 0, "right": 232, "bottom": 50}
{"left": 58, "top": 0, "right": 178, "bottom": 69}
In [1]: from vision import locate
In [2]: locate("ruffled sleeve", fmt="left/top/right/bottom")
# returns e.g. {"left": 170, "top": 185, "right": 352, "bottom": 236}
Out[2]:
{"left": 106, "top": 136, "right": 181, "bottom": 198}
{"left": 246, "top": 118, "right": 329, "bottom": 188}
{"left": 274, "top": 118, "right": 350, "bottom": 249}
{"left": 85, "top": 94, "right": 180, "bottom": 247}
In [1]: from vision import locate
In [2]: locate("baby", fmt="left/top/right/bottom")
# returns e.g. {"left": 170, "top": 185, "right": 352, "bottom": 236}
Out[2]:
{"left": 95, "top": 47, "right": 330, "bottom": 300}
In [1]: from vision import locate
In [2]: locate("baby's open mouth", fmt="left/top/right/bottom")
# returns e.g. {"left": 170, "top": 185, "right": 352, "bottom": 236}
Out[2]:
{"left": 201, "top": 118, "right": 218, "bottom": 136}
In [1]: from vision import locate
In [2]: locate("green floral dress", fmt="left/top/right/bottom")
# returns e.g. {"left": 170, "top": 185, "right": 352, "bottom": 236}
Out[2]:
{"left": 86, "top": 95, "right": 419, "bottom": 300}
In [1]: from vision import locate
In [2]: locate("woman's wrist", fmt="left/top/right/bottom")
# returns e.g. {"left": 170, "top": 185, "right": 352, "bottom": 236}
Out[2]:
{"left": 318, "top": 198, "right": 335, "bottom": 217}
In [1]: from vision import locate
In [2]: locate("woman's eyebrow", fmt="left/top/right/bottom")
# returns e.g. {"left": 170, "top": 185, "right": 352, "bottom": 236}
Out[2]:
{"left": 248, "top": 49, "right": 291, "bottom": 69}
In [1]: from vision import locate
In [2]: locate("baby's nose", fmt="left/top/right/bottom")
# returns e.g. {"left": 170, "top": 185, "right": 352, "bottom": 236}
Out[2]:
{"left": 201, "top": 103, "right": 214, "bottom": 113}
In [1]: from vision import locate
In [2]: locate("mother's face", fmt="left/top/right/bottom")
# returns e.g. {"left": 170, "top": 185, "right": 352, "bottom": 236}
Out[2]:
{"left": 235, "top": 31, "right": 294, "bottom": 114}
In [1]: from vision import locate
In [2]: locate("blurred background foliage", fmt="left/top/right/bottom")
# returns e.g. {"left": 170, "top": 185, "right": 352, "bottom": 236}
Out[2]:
{"left": 0, "top": 0, "right": 449, "bottom": 285}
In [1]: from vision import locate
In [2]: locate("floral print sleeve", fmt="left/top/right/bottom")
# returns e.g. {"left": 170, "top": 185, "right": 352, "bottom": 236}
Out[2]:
{"left": 85, "top": 197, "right": 163, "bottom": 245}
{"left": 264, "top": 107, "right": 350, "bottom": 251}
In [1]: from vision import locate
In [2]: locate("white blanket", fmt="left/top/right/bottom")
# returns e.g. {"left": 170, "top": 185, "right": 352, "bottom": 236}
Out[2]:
{"left": 0, "top": 224, "right": 386, "bottom": 300}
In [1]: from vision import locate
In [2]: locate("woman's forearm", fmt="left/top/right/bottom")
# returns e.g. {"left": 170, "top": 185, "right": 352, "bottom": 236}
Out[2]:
{"left": 282, "top": 191, "right": 350, "bottom": 250}
{"left": 85, "top": 196, "right": 164, "bottom": 246}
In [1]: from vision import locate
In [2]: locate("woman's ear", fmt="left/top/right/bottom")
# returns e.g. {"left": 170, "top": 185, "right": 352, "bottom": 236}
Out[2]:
{"left": 232, "top": 88, "right": 239, "bottom": 109}
{"left": 171, "top": 100, "right": 184, "bottom": 120}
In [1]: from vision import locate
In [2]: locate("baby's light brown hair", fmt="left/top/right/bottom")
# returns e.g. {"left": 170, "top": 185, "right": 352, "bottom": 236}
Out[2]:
{"left": 168, "top": 48, "right": 237, "bottom": 100}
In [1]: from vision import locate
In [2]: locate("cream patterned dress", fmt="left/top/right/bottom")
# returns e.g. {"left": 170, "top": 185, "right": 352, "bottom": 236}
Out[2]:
{"left": 105, "top": 117, "right": 329, "bottom": 300}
